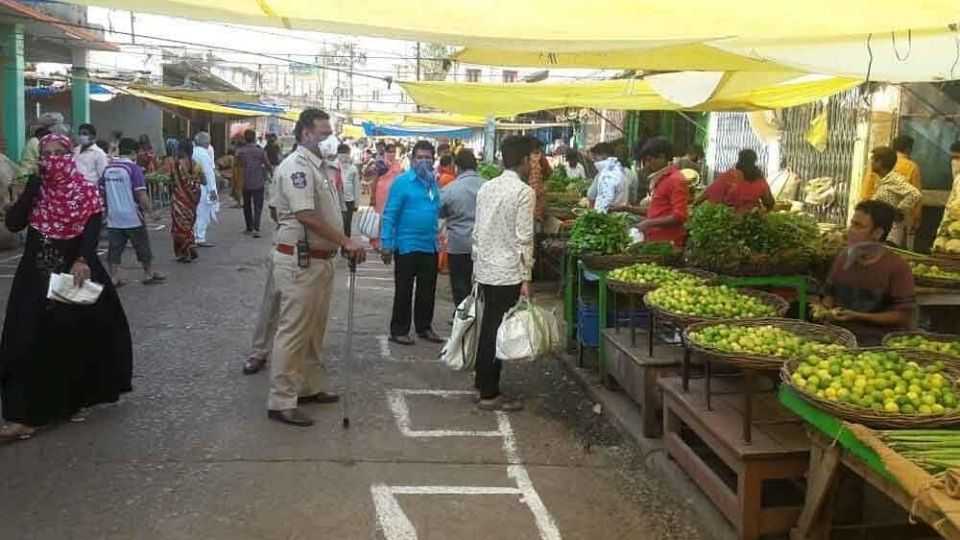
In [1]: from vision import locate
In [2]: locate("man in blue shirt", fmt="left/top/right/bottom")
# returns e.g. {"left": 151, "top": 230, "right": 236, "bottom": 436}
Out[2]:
{"left": 101, "top": 138, "right": 165, "bottom": 286}
{"left": 380, "top": 140, "right": 443, "bottom": 345}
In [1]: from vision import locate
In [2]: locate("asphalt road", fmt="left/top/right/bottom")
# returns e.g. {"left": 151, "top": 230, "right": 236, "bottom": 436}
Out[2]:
{"left": 0, "top": 206, "right": 706, "bottom": 540}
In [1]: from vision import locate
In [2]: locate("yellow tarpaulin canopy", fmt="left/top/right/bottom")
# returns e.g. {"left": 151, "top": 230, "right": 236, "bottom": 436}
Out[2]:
{"left": 399, "top": 75, "right": 861, "bottom": 117}
{"left": 120, "top": 87, "right": 264, "bottom": 117}
{"left": 454, "top": 28, "right": 960, "bottom": 82}
{"left": 62, "top": 0, "right": 958, "bottom": 50}
{"left": 453, "top": 43, "right": 791, "bottom": 72}
{"left": 126, "top": 86, "right": 261, "bottom": 103}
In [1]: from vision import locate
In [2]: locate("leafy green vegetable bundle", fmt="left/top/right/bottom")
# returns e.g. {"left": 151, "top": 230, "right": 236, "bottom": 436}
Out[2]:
{"left": 567, "top": 211, "right": 631, "bottom": 255}
{"left": 685, "top": 203, "right": 819, "bottom": 274}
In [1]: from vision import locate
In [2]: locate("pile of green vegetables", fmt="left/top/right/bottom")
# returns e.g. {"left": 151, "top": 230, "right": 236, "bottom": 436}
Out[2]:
{"left": 546, "top": 166, "right": 590, "bottom": 195}
{"left": 685, "top": 203, "right": 819, "bottom": 274}
{"left": 875, "top": 430, "right": 960, "bottom": 474}
{"left": 145, "top": 173, "right": 171, "bottom": 185}
{"left": 478, "top": 163, "right": 502, "bottom": 180}
{"left": 626, "top": 241, "right": 676, "bottom": 257}
{"left": 567, "top": 211, "right": 631, "bottom": 255}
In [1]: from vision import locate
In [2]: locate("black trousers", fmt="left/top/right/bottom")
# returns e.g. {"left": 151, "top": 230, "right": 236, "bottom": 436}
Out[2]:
{"left": 342, "top": 201, "right": 356, "bottom": 238}
{"left": 447, "top": 253, "right": 473, "bottom": 308}
{"left": 243, "top": 188, "right": 265, "bottom": 232}
{"left": 476, "top": 283, "right": 521, "bottom": 399}
{"left": 391, "top": 251, "right": 438, "bottom": 337}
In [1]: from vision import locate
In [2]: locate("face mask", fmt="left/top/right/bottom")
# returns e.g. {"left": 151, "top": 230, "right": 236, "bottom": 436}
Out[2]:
{"left": 78, "top": 135, "right": 91, "bottom": 146}
{"left": 40, "top": 154, "right": 73, "bottom": 178}
{"left": 414, "top": 160, "right": 435, "bottom": 181}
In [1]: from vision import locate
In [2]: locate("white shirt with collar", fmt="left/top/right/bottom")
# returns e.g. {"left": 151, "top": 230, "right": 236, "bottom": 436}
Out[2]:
{"left": 593, "top": 157, "right": 627, "bottom": 213}
{"left": 472, "top": 169, "right": 535, "bottom": 286}
{"left": 73, "top": 144, "right": 109, "bottom": 185}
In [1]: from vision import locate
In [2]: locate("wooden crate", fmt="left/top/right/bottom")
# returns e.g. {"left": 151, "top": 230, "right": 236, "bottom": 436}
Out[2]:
{"left": 602, "top": 328, "right": 682, "bottom": 438}
{"left": 661, "top": 376, "right": 810, "bottom": 540}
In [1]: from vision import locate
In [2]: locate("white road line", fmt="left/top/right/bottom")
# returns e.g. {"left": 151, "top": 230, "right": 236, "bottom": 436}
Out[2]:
{"left": 372, "top": 485, "right": 418, "bottom": 540}
{"left": 389, "top": 486, "right": 522, "bottom": 495}
{"left": 359, "top": 276, "right": 394, "bottom": 281}
{"left": 378, "top": 389, "right": 563, "bottom": 540}
{"left": 499, "top": 414, "right": 563, "bottom": 540}
{"left": 0, "top": 253, "right": 21, "bottom": 263}
{"left": 358, "top": 286, "right": 394, "bottom": 292}
{"left": 387, "top": 389, "right": 502, "bottom": 438}
{"left": 378, "top": 335, "right": 392, "bottom": 360}
{"left": 0, "top": 274, "right": 13, "bottom": 278}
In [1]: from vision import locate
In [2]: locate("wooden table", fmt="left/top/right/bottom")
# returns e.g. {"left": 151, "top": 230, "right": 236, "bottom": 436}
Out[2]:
{"left": 602, "top": 328, "right": 682, "bottom": 437}
{"left": 661, "top": 376, "right": 810, "bottom": 540}
{"left": 791, "top": 430, "right": 960, "bottom": 540}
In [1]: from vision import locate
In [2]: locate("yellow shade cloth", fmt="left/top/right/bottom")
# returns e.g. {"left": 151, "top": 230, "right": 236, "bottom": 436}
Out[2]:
{"left": 120, "top": 87, "right": 263, "bottom": 117}
{"left": 453, "top": 43, "right": 791, "bottom": 72}
{"left": 400, "top": 76, "right": 861, "bottom": 117}
{"left": 62, "top": 0, "right": 959, "bottom": 49}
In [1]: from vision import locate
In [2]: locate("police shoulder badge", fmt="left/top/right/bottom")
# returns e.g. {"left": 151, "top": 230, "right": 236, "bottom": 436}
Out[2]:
{"left": 291, "top": 171, "right": 307, "bottom": 188}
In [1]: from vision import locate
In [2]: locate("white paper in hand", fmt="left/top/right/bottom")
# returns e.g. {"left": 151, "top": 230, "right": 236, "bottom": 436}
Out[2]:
{"left": 46, "top": 273, "right": 103, "bottom": 305}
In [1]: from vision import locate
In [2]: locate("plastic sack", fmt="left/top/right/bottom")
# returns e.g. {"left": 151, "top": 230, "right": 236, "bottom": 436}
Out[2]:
{"left": 353, "top": 206, "right": 381, "bottom": 239}
{"left": 441, "top": 289, "right": 480, "bottom": 371}
{"left": 495, "top": 298, "right": 564, "bottom": 361}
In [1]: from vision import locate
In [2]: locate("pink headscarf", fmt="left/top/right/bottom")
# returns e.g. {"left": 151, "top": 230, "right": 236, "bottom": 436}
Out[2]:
{"left": 29, "top": 133, "right": 104, "bottom": 240}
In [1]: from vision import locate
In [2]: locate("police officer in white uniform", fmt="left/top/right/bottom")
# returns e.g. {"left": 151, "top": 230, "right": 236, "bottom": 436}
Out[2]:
{"left": 267, "top": 108, "right": 366, "bottom": 427}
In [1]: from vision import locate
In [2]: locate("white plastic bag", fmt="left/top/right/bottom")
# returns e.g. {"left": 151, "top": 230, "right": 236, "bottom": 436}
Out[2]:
{"left": 441, "top": 288, "right": 481, "bottom": 371}
{"left": 353, "top": 206, "right": 381, "bottom": 239}
{"left": 496, "top": 298, "right": 563, "bottom": 361}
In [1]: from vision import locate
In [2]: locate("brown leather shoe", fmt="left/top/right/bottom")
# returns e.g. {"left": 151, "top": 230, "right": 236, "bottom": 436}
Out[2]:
{"left": 243, "top": 356, "right": 267, "bottom": 375}
{"left": 267, "top": 409, "right": 314, "bottom": 427}
{"left": 389, "top": 334, "right": 415, "bottom": 346}
{"left": 417, "top": 329, "right": 444, "bottom": 344}
{"left": 298, "top": 392, "right": 340, "bottom": 405}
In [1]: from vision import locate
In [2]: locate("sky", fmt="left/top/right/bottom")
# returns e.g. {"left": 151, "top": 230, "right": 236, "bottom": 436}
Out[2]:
{"left": 34, "top": 7, "right": 611, "bottom": 113}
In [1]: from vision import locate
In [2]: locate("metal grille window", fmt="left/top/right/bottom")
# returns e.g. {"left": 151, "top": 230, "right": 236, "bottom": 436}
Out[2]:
{"left": 708, "top": 113, "right": 770, "bottom": 184}
{"left": 502, "top": 70, "right": 518, "bottom": 83}
{"left": 708, "top": 86, "right": 864, "bottom": 225}
{"left": 779, "top": 87, "right": 864, "bottom": 225}
{"left": 466, "top": 69, "right": 481, "bottom": 83}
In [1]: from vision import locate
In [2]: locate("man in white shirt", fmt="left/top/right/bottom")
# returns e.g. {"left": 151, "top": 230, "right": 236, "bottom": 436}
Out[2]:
{"left": 588, "top": 142, "right": 628, "bottom": 213}
{"left": 73, "top": 123, "right": 109, "bottom": 186}
{"left": 472, "top": 135, "right": 535, "bottom": 412}
{"left": 192, "top": 131, "right": 219, "bottom": 247}
{"left": 337, "top": 143, "right": 359, "bottom": 237}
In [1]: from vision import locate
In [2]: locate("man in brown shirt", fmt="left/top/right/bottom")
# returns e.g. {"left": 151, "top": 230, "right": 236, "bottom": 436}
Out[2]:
{"left": 819, "top": 200, "right": 915, "bottom": 345}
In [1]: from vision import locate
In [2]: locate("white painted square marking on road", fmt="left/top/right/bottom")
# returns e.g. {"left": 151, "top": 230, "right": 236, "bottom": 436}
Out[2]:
{"left": 387, "top": 389, "right": 502, "bottom": 438}
{"left": 376, "top": 388, "right": 563, "bottom": 540}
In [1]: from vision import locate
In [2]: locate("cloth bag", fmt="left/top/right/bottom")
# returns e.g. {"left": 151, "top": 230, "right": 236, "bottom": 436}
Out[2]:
{"left": 496, "top": 298, "right": 564, "bottom": 361}
{"left": 353, "top": 206, "right": 381, "bottom": 239}
{"left": 441, "top": 286, "right": 481, "bottom": 371}
{"left": 46, "top": 273, "right": 103, "bottom": 305}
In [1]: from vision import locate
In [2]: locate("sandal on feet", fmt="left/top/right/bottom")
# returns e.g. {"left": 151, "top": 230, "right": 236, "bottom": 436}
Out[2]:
{"left": 0, "top": 423, "right": 36, "bottom": 440}
{"left": 70, "top": 410, "right": 87, "bottom": 423}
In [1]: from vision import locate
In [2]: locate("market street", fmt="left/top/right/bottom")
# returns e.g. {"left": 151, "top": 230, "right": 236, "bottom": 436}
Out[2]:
{"left": 0, "top": 209, "right": 704, "bottom": 540}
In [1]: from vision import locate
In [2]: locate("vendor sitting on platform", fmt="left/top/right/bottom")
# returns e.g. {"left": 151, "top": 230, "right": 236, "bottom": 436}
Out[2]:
{"left": 818, "top": 200, "right": 915, "bottom": 345}
{"left": 611, "top": 137, "right": 689, "bottom": 247}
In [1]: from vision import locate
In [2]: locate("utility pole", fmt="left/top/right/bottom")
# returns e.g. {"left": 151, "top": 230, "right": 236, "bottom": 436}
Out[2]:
{"left": 129, "top": 11, "right": 135, "bottom": 44}
{"left": 415, "top": 42, "right": 421, "bottom": 111}
{"left": 348, "top": 43, "right": 354, "bottom": 112}
{"left": 415, "top": 42, "right": 421, "bottom": 81}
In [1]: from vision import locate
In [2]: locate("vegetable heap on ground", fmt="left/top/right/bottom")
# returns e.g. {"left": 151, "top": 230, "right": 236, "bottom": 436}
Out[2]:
{"left": 645, "top": 284, "right": 778, "bottom": 319}
{"left": 790, "top": 350, "right": 959, "bottom": 415}
{"left": 689, "top": 323, "right": 846, "bottom": 360}
{"left": 911, "top": 262, "right": 960, "bottom": 283}
{"left": 686, "top": 203, "right": 819, "bottom": 274}
{"left": 609, "top": 263, "right": 706, "bottom": 288}
{"left": 567, "top": 211, "right": 631, "bottom": 255}
{"left": 874, "top": 430, "right": 960, "bottom": 474}
{"left": 887, "top": 334, "right": 960, "bottom": 358}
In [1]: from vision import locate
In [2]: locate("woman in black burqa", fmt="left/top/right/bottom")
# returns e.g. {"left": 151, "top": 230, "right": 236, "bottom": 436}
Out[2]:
{"left": 0, "top": 133, "right": 132, "bottom": 441}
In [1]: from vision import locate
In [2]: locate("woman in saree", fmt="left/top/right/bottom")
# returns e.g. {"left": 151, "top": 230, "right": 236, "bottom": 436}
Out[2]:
{"left": 0, "top": 133, "right": 133, "bottom": 441}
{"left": 170, "top": 139, "right": 202, "bottom": 263}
